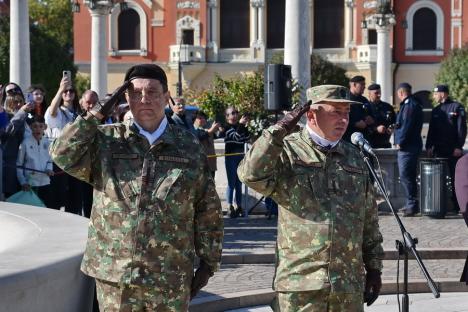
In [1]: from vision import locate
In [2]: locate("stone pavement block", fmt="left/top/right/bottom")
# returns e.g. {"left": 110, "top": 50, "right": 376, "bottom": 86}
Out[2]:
{"left": 225, "top": 292, "right": 468, "bottom": 312}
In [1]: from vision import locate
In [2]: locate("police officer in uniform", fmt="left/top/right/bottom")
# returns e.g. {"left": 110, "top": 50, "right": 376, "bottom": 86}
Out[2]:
{"left": 50, "top": 64, "right": 223, "bottom": 311}
{"left": 367, "top": 83, "right": 396, "bottom": 148}
{"left": 394, "top": 82, "right": 424, "bottom": 217}
{"left": 238, "top": 85, "right": 384, "bottom": 311}
{"left": 426, "top": 84, "right": 467, "bottom": 213}
{"left": 343, "top": 75, "right": 374, "bottom": 142}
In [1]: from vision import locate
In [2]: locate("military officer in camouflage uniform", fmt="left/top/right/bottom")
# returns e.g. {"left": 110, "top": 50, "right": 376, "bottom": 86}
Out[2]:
{"left": 50, "top": 64, "right": 223, "bottom": 311}
{"left": 238, "top": 85, "right": 384, "bottom": 311}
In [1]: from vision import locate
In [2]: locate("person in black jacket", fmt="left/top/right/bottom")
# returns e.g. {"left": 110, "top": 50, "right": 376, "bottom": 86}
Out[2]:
{"left": 367, "top": 83, "right": 396, "bottom": 148}
{"left": 426, "top": 84, "right": 467, "bottom": 213}
{"left": 394, "top": 82, "right": 424, "bottom": 217}
{"left": 221, "top": 106, "right": 250, "bottom": 218}
{"left": 343, "top": 75, "right": 374, "bottom": 142}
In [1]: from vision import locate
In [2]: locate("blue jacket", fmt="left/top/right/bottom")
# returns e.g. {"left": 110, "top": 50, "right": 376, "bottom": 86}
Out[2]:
{"left": 394, "top": 95, "right": 423, "bottom": 152}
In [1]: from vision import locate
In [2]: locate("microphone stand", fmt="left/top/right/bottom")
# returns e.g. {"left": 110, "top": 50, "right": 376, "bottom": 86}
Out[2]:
{"left": 359, "top": 150, "right": 440, "bottom": 311}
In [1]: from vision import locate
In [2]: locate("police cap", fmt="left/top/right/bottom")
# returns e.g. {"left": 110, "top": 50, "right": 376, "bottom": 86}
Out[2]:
{"left": 397, "top": 82, "right": 412, "bottom": 91}
{"left": 368, "top": 83, "right": 381, "bottom": 91}
{"left": 433, "top": 84, "right": 449, "bottom": 93}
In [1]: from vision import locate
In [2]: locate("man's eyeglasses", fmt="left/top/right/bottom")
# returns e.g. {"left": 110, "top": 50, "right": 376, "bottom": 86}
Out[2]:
{"left": 126, "top": 90, "right": 163, "bottom": 101}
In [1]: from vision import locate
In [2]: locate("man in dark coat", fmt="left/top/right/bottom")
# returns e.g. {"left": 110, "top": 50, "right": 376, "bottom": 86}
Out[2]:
{"left": 394, "top": 82, "right": 423, "bottom": 217}
{"left": 455, "top": 153, "right": 468, "bottom": 284}
{"left": 367, "top": 83, "right": 396, "bottom": 148}
{"left": 426, "top": 84, "right": 467, "bottom": 213}
{"left": 343, "top": 76, "right": 373, "bottom": 142}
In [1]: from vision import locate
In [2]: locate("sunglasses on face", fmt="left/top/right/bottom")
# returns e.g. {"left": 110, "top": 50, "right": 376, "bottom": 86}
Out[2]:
{"left": 6, "top": 87, "right": 21, "bottom": 95}
{"left": 64, "top": 89, "right": 75, "bottom": 94}
{"left": 226, "top": 111, "right": 238, "bottom": 116}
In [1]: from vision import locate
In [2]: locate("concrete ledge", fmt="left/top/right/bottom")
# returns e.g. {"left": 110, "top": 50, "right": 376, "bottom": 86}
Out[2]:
{"left": 189, "top": 280, "right": 468, "bottom": 312}
{"left": 0, "top": 203, "right": 93, "bottom": 312}
{"left": 221, "top": 248, "right": 468, "bottom": 265}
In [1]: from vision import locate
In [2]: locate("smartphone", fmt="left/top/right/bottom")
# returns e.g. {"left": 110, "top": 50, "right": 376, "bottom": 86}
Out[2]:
{"left": 26, "top": 93, "right": 34, "bottom": 104}
{"left": 62, "top": 70, "right": 72, "bottom": 81}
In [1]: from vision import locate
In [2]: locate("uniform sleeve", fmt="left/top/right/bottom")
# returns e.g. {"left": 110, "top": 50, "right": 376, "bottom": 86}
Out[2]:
{"left": 49, "top": 115, "right": 102, "bottom": 187}
{"left": 425, "top": 110, "right": 435, "bottom": 150}
{"left": 16, "top": 142, "right": 27, "bottom": 186}
{"left": 194, "top": 156, "right": 224, "bottom": 271}
{"left": 456, "top": 105, "right": 467, "bottom": 149}
{"left": 237, "top": 125, "right": 288, "bottom": 197}
{"left": 362, "top": 179, "right": 384, "bottom": 272}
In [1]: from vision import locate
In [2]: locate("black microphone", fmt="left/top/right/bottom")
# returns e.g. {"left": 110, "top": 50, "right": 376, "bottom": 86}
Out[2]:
{"left": 351, "top": 132, "right": 376, "bottom": 157}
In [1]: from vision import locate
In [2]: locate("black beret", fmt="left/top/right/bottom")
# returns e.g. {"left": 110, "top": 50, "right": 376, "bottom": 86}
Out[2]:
{"left": 434, "top": 84, "right": 449, "bottom": 93}
{"left": 124, "top": 64, "right": 167, "bottom": 87}
{"left": 350, "top": 75, "right": 366, "bottom": 83}
{"left": 368, "top": 83, "right": 381, "bottom": 91}
{"left": 397, "top": 82, "right": 412, "bottom": 90}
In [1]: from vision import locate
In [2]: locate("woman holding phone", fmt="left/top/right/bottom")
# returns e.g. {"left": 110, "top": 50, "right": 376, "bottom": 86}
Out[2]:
{"left": 0, "top": 83, "right": 34, "bottom": 198}
{"left": 44, "top": 73, "right": 83, "bottom": 214}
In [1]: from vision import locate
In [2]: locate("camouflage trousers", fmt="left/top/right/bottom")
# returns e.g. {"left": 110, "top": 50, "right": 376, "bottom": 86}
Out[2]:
{"left": 95, "top": 279, "right": 190, "bottom": 312}
{"left": 273, "top": 289, "right": 364, "bottom": 312}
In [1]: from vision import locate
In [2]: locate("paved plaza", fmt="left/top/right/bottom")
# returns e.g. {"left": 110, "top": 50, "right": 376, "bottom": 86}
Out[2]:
{"left": 191, "top": 213, "right": 468, "bottom": 311}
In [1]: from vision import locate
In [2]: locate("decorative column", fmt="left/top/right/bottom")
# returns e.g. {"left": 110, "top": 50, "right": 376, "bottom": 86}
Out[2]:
{"left": 344, "top": 0, "right": 355, "bottom": 47}
{"left": 376, "top": 24, "right": 392, "bottom": 103}
{"left": 9, "top": 0, "right": 31, "bottom": 90}
{"left": 250, "top": 0, "right": 265, "bottom": 61}
{"left": 285, "top": 0, "right": 310, "bottom": 101}
{"left": 309, "top": 0, "right": 314, "bottom": 51}
{"left": 87, "top": 2, "right": 113, "bottom": 99}
{"left": 207, "top": 0, "right": 219, "bottom": 62}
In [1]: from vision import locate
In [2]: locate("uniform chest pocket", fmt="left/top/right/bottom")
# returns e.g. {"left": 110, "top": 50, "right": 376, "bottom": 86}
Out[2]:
{"left": 153, "top": 168, "right": 183, "bottom": 200}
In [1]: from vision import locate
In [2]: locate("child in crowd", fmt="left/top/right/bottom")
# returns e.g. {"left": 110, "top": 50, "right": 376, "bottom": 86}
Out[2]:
{"left": 16, "top": 115, "right": 54, "bottom": 207}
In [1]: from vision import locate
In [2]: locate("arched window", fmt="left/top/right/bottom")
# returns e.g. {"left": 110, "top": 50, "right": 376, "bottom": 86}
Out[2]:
{"left": 313, "top": 0, "right": 344, "bottom": 49}
{"left": 405, "top": 1, "right": 443, "bottom": 55}
{"left": 118, "top": 9, "right": 140, "bottom": 50}
{"left": 267, "top": 0, "right": 285, "bottom": 49}
{"left": 220, "top": 0, "right": 250, "bottom": 48}
{"left": 413, "top": 8, "right": 436, "bottom": 50}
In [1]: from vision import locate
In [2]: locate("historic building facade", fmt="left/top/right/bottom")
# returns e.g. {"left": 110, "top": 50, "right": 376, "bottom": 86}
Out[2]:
{"left": 72, "top": 0, "right": 468, "bottom": 104}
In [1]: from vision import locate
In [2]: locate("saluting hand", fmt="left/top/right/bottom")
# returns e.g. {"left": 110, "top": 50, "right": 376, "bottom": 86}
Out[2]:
{"left": 276, "top": 101, "right": 311, "bottom": 134}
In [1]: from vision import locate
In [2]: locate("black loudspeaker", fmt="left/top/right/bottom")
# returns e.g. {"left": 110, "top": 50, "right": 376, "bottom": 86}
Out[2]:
{"left": 264, "top": 64, "right": 292, "bottom": 111}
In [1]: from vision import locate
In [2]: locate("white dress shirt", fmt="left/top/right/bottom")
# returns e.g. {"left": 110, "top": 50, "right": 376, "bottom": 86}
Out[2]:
{"left": 306, "top": 124, "right": 340, "bottom": 149}
{"left": 133, "top": 117, "right": 168, "bottom": 145}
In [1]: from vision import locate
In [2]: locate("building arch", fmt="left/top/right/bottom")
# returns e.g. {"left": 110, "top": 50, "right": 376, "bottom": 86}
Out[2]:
{"left": 109, "top": 0, "right": 148, "bottom": 56}
{"left": 405, "top": 0, "right": 444, "bottom": 55}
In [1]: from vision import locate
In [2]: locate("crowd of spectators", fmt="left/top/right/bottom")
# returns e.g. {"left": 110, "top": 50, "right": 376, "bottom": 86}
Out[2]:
{"left": 1, "top": 73, "right": 465, "bottom": 220}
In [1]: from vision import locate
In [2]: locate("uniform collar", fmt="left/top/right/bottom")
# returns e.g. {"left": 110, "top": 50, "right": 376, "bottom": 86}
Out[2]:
{"left": 300, "top": 127, "right": 346, "bottom": 155}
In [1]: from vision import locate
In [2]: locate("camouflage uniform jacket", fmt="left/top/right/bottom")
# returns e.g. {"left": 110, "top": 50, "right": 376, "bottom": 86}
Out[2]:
{"left": 238, "top": 125, "right": 383, "bottom": 293}
{"left": 50, "top": 116, "right": 223, "bottom": 292}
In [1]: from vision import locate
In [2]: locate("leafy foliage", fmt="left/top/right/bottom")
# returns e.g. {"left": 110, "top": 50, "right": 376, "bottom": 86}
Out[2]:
{"left": 0, "top": 1, "right": 75, "bottom": 99}
{"left": 436, "top": 47, "right": 468, "bottom": 111}
{"left": 28, "top": 0, "right": 73, "bottom": 49}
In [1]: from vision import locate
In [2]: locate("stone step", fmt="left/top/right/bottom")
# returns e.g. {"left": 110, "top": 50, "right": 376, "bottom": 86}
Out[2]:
{"left": 190, "top": 260, "right": 468, "bottom": 312}
{"left": 221, "top": 248, "right": 468, "bottom": 265}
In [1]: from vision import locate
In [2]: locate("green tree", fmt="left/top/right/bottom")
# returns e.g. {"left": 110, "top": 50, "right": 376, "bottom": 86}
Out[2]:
{"left": 0, "top": 1, "right": 75, "bottom": 99}
{"left": 436, "top": 47, "right": 468, "bottom": 111}
{"left": 28, "top": 0, "right": 73, "bottom": 49}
